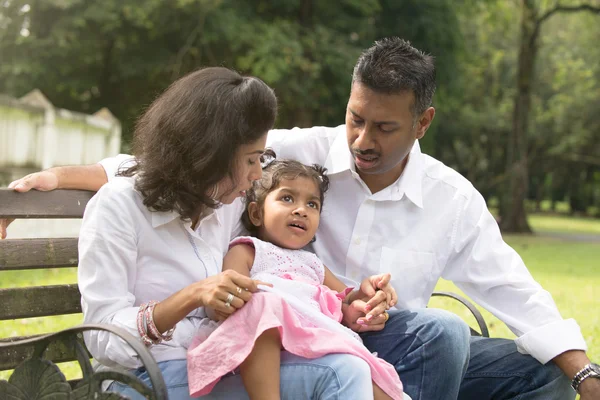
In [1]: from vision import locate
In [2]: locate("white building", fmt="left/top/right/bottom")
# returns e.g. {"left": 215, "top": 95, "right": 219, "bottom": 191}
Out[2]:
{"left": 0, "top": 90, "right": 121, "bottom": 238}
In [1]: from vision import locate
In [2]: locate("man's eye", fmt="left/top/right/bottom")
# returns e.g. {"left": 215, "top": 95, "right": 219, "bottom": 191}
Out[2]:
{"left": 352, "top": 119, "right": 364, "bottom": 125}
{"left": 248, "top": 159, "right": 256, "bottom": 165}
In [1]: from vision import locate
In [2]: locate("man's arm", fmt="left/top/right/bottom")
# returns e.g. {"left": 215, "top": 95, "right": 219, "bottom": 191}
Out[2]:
{"left": 8, "top": 164, "right": 108, "bottom": 192}
{"left": 443, "top": 187, "right": 595, "bottom": 394}
{"left": 553, "top": 351, "right": 600, "bottom": 399}
{"left": 0, "top": 154, "right": 129, "bottom": 239}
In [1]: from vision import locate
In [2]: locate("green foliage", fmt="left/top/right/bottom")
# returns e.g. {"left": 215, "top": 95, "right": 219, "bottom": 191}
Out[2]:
{"left": 1, "top": 0, "right": 599, "bottom": 216}
{"left": 0, "top": 0, "right": 465, "bottom": 140}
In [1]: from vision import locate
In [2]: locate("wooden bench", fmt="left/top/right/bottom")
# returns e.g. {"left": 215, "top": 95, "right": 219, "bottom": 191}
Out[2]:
{"left": 0, "top": 188, "right": 489, "bottom": 398}
{"left": 0, "top": 189, "right": 167, "bottom": 399}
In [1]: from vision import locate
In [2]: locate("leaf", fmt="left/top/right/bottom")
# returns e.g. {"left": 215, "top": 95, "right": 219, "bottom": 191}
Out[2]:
{"left": 7, "top": 358, "right": 70, "bottom": 399}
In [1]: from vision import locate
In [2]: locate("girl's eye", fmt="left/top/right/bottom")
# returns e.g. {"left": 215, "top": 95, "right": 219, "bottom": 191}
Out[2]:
{"left": 308, "top": 201, "right": 320, "bottom": 210}
{"left": 282, "top": 195, "right": 293, "bottom": 202}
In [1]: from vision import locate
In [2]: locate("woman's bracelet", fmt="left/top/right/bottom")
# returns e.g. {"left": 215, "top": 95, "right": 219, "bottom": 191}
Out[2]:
{"left": 136, "top": 301, "right": 175, "bottom": 346}
{"left": 137, "top": 302, "right": 160, "bottom": 346}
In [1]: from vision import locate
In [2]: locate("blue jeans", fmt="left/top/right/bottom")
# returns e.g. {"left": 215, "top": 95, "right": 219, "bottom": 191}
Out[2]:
{"left": 107, "top": 351, "right": 374, "bottom": 399}
{"left": 360, "top": 308, "right": 574, "bottom": 400}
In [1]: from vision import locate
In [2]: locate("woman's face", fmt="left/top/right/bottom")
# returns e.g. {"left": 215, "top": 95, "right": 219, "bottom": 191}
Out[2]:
{"left": 216, "top": 133, "right": 268, "bottom": 204}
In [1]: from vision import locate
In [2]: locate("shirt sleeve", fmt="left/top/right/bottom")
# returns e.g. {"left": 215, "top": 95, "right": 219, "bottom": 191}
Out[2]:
{"left": 266, "top": 126, "right": 337, "bottom": 165}
{"left": 442, "top": 187, "right": 587, "bottom": 364}
{"left": 98, "top": 154, "right": 135, "bottom": 182}
{"left": 78, "top": 182, "right": 142, "bottom": 368}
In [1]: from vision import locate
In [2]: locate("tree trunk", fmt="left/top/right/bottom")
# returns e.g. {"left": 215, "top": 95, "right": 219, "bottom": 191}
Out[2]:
{"left": 501, "top": 0, "right": 536, "bottom": 233}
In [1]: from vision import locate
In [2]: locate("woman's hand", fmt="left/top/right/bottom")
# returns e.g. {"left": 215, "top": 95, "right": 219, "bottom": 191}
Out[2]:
{"left": 153, "top": 270, "right": 271, "bottom": 333}
{"left": 194, "top": 270, "right": 269, "bottom": 317}
{"left": 195, "top": 270, "right": 255, "bottom": 314}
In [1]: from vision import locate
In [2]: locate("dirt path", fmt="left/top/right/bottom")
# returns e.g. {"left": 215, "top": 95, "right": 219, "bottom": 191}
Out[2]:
{"left": 537, "top": 231, "right": 600, "bottom": 243}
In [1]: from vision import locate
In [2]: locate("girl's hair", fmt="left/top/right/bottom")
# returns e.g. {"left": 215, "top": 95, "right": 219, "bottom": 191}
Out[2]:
{"left": 242, "top": 150, "right": 330, "bottom": 234}
{"left": 120, "top": 67, "right": 277, "bottom": 221}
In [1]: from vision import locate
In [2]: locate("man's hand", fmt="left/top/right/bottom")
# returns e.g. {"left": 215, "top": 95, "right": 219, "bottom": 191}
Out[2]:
{"left": 8, "top": 170, "right": 59, "bottom": 193}
{"left": 356, "top": 273, "right": 397, "bottom": 308}
{"left": 1, "top": 171, "right": 59, "bottom": 239}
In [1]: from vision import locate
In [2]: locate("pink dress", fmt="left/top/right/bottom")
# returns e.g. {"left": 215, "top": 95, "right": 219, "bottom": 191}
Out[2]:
{"left": 187, "top": 236, "right": 404, "bottom": 399}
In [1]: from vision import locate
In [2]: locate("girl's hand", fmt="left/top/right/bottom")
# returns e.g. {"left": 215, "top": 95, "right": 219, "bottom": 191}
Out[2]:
{"left": 193, "top": 270, "right": 270, "bottom": 317}
{"left": 355, "top": 273, "right": 397, "bottom": 324}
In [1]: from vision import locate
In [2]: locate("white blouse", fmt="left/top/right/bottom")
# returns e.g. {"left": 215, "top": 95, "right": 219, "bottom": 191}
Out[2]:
{"left": 78, "top": 176, "right": 244, "bottom": 368}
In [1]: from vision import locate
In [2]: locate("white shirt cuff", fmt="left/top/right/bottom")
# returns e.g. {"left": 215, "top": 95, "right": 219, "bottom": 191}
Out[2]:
{"left": 515, "top": 318, "right": 587, "bottom": 364}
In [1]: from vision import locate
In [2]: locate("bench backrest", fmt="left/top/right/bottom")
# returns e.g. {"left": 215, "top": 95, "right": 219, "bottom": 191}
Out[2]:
{"left": 0, "top": 189, "right": 95, "bottom": 371}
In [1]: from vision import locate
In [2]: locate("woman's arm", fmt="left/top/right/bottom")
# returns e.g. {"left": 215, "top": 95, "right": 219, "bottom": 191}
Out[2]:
{"left": 79, "top": 183, "right": 259, "bottom": 366}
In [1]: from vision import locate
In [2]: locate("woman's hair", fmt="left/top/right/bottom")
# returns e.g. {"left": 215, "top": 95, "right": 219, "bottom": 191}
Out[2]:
{"left": 242, "top": 150, "right": 330, "bottom": 234}
{"left": 120, "top": 67, "right": 278, "bottom": 221}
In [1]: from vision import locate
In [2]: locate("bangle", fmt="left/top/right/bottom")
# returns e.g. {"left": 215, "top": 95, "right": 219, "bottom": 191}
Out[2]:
{"left": 137, "top": 302, "right": 159, "bottom": 346}
{"left": 144, "top": 301, "right": 176, "bottom": 343}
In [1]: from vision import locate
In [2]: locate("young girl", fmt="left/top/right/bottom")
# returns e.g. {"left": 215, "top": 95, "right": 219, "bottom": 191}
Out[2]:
{"left": 187, "top": 156, "right": 404, "bottom": 400}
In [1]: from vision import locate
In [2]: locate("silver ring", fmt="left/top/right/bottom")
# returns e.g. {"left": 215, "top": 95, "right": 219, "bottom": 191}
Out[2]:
{"left": 225, "top": 293, "right": 234, "bottom": 307}
{"left": 236, "top": 287, "right": 242, "bottom": 294}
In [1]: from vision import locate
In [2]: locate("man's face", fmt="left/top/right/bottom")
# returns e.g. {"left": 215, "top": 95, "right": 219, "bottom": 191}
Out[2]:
{"left": 345, "top": 82, "right": 433, "bottom": 190}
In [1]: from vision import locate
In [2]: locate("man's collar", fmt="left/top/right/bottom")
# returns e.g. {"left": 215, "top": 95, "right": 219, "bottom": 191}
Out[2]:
{"left": 324, "top": 127, "right": 424, "bottom": 207}
{"left": 393, "top": 144, "right": 424, "bottom": 208}
{"left": 151, "top": 207, "right": 222, "bottom": 229}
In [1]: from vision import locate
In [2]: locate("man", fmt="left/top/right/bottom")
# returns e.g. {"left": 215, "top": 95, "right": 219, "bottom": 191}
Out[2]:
{"left": 2, "top": 38, "right": 598, "bottom": 399}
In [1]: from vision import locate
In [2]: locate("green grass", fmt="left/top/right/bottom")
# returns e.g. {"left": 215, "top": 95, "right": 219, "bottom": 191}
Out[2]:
{"left": 1, "top": 214, "right": 599, "bottom": 385}
{"left": 529, "top": 214, "right": 600, "bottom": 235}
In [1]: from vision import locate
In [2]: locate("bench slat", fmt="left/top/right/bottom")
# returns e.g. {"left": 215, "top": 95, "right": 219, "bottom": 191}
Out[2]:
{"left": 0, "top": 238, "right": 79, "bottom": 271}
{"left": 0, "top": 334, "right": 89, "bottom": 371}
{"left": 0, "top": 189, "right": 95, "bottom": 218}
{"left": 0, "top": 285, "right": 81, "bottom": 320}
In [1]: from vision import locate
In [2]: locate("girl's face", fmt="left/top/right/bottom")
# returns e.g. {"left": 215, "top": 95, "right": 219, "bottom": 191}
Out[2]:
{"left": 249, "top": 176, "right": 322, "bottom": 250}
{"left": 216, "top": 134, "right": 267, "bottom": 205}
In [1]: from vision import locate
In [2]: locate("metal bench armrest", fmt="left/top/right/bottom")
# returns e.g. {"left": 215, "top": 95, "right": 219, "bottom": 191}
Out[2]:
{"left": 0, "top": 323, "right": 168, "bottom": 399}
{"left": 431, "top": 291, "right": 490, "bottom": 338}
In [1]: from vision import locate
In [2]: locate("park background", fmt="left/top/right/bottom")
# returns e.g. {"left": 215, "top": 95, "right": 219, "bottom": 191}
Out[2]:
{"left": 1, "top": 0, "right": 599, "bottom": 384}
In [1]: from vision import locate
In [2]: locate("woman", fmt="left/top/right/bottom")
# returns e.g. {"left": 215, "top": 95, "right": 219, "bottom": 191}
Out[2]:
{"left": 78, "top": 67, "right": 378, "bottom": 399}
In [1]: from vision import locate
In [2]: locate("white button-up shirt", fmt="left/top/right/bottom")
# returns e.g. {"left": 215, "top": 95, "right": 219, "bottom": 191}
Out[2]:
{"left": 264, "top": 125, "right": 587, "bottom": 364}
{"left": 99, "top": 125, "right": 587, "bottom": 365}
{"left": 78, "top": 175, "right": 244, "bottom": 368}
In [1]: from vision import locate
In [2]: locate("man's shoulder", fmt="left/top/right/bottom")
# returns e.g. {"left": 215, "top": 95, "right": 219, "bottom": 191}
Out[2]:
{"left": 420, "top": 153, "right": 475, "bottom": 200}
{"left": 267, "top": 125, "right": 344, "bottom": 164}
{"left": 269, "top": 125, "right": 343, "bottom": 142}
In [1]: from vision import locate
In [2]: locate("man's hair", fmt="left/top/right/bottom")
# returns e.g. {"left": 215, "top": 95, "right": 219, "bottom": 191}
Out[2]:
{"left": 352, "top": 37, "right": 436, "bottom": 117}
{"left": 242, "top": 151, "right": 330, "bottom": 235}
{"left": 121, "top": 67, "right": 277, "bottom": 221}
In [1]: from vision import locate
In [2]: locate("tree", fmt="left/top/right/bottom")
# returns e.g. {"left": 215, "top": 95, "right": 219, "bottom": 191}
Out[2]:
{"left": 501, "top": 0, "right": 600, "bottom": 232}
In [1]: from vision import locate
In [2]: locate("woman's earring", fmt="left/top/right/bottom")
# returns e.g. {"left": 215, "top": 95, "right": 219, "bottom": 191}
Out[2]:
{"left": 310, "top": 236, "right": 316, "bottom": 244}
